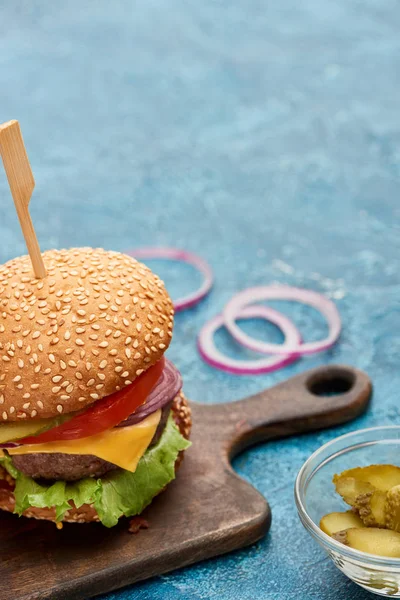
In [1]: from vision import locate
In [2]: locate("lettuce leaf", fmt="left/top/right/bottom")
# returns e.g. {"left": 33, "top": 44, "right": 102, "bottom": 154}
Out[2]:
{"left": 0, "top": 416, "right": 190, "bottom": 527}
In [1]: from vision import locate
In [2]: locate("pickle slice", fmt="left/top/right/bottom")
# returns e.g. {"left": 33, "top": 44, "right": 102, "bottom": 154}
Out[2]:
{"left": 0, "top": 419, "right": 55, "bottom": 444}
{"left": 334, "top": 476, "right": 375, "bottom": 506}
{"left": 386, "top": 485, "right": 400, "bottom": 533}
{"left": 0, "top": 414, "right": 69, "bottom": 444}
{"left": 319, "top": 510, "right": 364, "bottom": 537}
{"left": 355, "top": 489, "right": 387, "bottom": 528}
{"left": 334, "top": 465, "right": 400, "bottom": 492}
{"left": 333, "top": 527, "right": 400, "bottom": 558}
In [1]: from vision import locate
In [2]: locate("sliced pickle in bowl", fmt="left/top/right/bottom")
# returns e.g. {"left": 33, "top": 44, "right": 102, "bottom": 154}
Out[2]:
{"left": 319, "top": 510, "right": 364, "bottom": 536}
{"left": 333, "top": 527, "right": 400, "bottom": 558}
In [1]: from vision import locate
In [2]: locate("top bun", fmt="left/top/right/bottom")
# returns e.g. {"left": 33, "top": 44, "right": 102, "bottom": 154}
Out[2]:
{"left": 0, "top": 248, "right": 174, "bottom": 421}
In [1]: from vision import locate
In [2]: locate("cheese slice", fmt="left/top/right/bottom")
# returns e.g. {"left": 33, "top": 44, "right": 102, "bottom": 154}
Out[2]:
{"left": 1, "top": 410, "right": 161, "bottom": 473}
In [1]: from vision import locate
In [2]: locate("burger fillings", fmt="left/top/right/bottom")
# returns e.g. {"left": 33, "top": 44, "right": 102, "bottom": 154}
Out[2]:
{"left": 0, "top": 248, "right": 191, "bottom": 527}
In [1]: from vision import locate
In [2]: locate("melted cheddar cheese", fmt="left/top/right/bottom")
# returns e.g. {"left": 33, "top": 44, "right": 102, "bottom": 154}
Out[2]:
{"left": 1, "top": 410, "right": 161, "bottom": 473}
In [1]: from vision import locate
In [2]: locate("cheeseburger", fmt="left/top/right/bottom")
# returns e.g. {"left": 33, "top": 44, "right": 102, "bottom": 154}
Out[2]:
{"left": 0, "top": 248, "right": 191, "bottom": 527}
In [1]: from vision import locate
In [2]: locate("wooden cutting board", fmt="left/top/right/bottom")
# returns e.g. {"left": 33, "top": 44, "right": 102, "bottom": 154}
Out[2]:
{"left": 0, "top": 364, "right": 371, "bottom": 600}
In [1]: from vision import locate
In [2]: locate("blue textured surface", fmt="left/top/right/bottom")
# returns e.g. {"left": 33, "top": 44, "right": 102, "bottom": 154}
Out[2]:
{"left": 0, "top": 2, "right": 399, "bottom": 598}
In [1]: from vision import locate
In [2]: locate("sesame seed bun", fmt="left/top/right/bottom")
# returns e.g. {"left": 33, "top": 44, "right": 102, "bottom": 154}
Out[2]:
{"left": 0, "top": 248, "right": 174, "bottom": 421}
{"left": 0, "top": 392, "right": 191, "bottom": 524}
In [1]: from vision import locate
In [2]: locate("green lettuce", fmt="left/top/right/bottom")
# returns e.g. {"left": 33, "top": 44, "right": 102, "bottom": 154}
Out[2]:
{"left": 0, "top": 416, "right": 190, "bottom": 527}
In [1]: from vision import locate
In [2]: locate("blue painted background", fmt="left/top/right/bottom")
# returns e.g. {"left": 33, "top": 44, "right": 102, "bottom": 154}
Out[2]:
{"left": 1, "top": 1, "right": 399, "bottom": 598}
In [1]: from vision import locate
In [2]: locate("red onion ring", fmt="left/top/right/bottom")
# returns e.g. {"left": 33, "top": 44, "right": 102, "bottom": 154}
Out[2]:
{"left": 197, "top": 305, "right": 301, "bottom": 375}
{"left": 127, "top": 247, "right": 213, "bottom": 312}
{"left": 223, "top": 285, "right": 341, "bottom": 356}
{"left": 117, "top": 358, "right": 182, "bottom": 426}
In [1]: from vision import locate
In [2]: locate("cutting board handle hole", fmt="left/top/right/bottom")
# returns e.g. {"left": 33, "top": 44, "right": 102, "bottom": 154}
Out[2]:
{"left": 307, "top": 368, "right": 355, "bottom": 398}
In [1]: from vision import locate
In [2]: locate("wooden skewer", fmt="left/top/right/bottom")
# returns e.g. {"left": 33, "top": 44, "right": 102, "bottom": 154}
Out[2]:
{"left": 0, "top": 120, "right": 46, "bottom": 279}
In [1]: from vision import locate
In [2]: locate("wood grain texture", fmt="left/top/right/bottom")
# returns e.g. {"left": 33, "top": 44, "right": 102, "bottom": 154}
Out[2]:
{"left": 0, "top": 364, "right": 371, "bottom": 600}
{"left": 0, "top": 120, "right": 46, "bottom": 279}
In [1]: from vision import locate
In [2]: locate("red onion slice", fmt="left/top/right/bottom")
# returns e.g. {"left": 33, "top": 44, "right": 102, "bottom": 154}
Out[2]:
{"left": 127, "top": 247, "right": 213, "bottom": 312}
{"left": 117, "top": 359, "right": 182, "bottom": 426}
{"left": 223, "top": 285, "right": 341, "bottom": 356}
{"left": 197, "top": 305, "right": 301, "bottom": 375}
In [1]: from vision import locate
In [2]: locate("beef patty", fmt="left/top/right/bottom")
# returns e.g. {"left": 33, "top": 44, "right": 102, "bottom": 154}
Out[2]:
{"left": 11, "top": 399, "right": 174, "bottom": 481}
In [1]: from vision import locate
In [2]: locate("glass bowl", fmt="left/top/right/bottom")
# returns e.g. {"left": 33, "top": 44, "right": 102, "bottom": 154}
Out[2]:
{"left": 295, "top": 426, "right": 400, "bottom": 597}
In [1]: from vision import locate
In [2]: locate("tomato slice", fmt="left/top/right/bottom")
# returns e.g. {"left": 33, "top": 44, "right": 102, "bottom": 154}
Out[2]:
{"left": 18, "top": 358, "right": 165, "bottom": 444}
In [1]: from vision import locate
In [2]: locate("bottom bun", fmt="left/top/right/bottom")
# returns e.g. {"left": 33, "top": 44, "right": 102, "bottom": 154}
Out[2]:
{"left": 0, "top": 392, "right": 191, "bottom": 525}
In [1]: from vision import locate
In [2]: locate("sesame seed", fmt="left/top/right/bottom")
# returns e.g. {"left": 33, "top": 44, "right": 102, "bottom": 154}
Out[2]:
{"left": 68, "top": 360, "right": 77, "bottom": 367}
{"left": 136, "top": 323, "right": 142, "bottom": 332}
{"left": 0, "top": 395, "right": 3, "bottom": 404}
{"left": 49, "top": 354, "right": 56, "bottom": 363}
{"left": 87, "top": 379, "right": 95, "bottom": 387}
{"left": 145, "top": 334, "right": 151, "bottom": 342}
{"left": 121, "top": 371, "right": 129, "bottom": 378}
{"left": 91, "top": 323, "right": 100, "bottom": 330}
{"left": 66, "top": 384, "right": 74, "bottom": 394}
{"left": 76, "top": 339, "right": 84, "bottom": 346}
{"left": 109, "top": 349, "right": 118, "bottom": 356}
{"left": 86, "top": 362, "right": 92, "bottom": 371}
{"left": 115, "top": 366, "right": 123, "bottom": 373}
{"left": 30, "top": 410, "right": 37, "bottom": 417}
{"left": 22, "top": 402, "right": 30, "bottom": 409}
{"left": 31, "top": 383, "right": 39, "bottom": 389}
{"left": 64, "top": 331, "right": 71, "bottom": 340}
{"left": 60, "top": 395, "right": 70, "bottom": 401}
{"left": 2, "top": 412, "right": 7, "bottom": 420}
{"left": 18, "top": 358, "right": 24, "bottom": 368}
{"left": 66, "top": 348, "right": 74, "bottom": 355}
{"left": 98, "top": 373, "right": 106, "bottom": 381}
{"left": 76, "top": 327, "right": 85, "bottom": 334}
{"left": 44, "top": 368, "right": 51, "bottom": 374}
{"left": 13, "top": 376, "right": 21, "bottom": 383}
{"left": 90, "top": 393, "right": 99, "bottom": 400}
{"left": 37, "top": 401, "right": 44, "bottom": 409}
{"left": 136, "top": 369, "right": 144, "bottom": 376}
{"left": 123, "top": 318, "right": 129, "bottom": 327}
{"left": 52, "top": 386, "right": 61, "bottom": 393}
{"left": 99, "top": 360, "right": 107, "bottom": 369}
{"left": 125, "top": 348, "right": 132, "bottom": 359}
{"left": 76, "top": 372, "right": 83, "bottom": 380}
{"left": 133, "top": 339, "right": 139, "bottom": 348}
{"left": 57, "top": 405, "right": 63, "bottom": 413}
{"left": 60, "top": 360, "right": 67, "bottom": 370}
{"left": 99, "top": 341, "right": 108, "bottom": 348}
